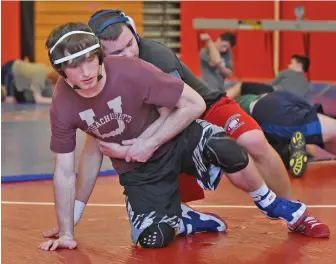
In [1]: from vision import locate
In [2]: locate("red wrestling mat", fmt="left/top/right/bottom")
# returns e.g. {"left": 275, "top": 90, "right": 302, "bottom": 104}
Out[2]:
{"left": 2, "top": 162, "right": 336, "bottom": 264}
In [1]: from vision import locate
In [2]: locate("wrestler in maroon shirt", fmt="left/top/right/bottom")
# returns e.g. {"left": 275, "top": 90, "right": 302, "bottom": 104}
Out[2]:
{"left": 40, "top": 22, "right": 322, "bottom": 252}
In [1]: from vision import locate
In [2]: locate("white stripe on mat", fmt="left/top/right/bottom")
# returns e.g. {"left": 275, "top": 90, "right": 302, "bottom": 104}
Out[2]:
{"left": 2, "top": 201, "right": 336, "bottom": 208}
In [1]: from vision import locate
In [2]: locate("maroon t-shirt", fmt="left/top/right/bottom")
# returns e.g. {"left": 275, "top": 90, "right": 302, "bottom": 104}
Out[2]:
{"left": 49, "top": 56, "right": 184, "bottom": 174}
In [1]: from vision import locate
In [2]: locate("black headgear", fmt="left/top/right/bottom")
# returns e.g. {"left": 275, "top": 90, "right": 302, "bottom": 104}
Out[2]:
{"left": 88, "top": 10, "right": 140, "bottom": 43}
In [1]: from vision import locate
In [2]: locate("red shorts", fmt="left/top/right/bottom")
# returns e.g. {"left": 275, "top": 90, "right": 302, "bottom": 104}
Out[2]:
{"left": 179, "top": 96, "right": 262, "bottom": 203}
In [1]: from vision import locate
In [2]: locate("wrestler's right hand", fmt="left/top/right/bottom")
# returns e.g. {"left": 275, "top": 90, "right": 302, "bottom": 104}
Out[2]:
{"left": 39, "top": 235, "right": 77, "bottom": 251}
{"left": 200, "top": 33, "right": 211, "bottom": 42}
{"left": 42, "top": 200, "right": 86, "bottom": 238}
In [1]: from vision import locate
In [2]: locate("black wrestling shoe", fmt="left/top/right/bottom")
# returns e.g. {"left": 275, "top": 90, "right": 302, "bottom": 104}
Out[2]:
{"left": 289, "top": 131, "right": 308, "bottom": 178}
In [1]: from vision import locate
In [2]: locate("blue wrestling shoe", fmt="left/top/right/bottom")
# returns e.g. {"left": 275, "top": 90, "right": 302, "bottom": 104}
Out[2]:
{"left": 255, "top": 196, "right": 308, "bottom": 229}
{"left": 179, "top": 204, "right": 227, "bottom": 236}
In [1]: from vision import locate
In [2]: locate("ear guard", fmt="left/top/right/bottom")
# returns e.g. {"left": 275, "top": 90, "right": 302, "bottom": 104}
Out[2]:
{"left": 88, "top": 9, "right": 140, "bottom": 42}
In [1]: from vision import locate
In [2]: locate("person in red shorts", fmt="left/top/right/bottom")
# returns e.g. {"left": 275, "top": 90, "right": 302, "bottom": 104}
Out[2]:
{"left": 42, "top": 10, "right": 329, "bottom": 240}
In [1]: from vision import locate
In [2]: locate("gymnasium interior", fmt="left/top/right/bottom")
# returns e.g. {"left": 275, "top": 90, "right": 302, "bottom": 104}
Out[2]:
{"left": 2, "top": 1, "right": 336, "bottom": 263}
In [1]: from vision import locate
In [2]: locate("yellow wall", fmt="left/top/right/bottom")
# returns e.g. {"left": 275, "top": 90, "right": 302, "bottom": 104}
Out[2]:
{"left": 34, "top": 1, "right": 143, "bottom": 65}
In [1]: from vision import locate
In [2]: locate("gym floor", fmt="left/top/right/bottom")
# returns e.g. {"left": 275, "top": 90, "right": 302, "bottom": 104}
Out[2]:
{"left": 2, "top": 83, "right": 336, "bottom": 264}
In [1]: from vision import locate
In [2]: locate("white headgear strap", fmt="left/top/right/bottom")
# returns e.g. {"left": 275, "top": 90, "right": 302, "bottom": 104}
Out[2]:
{"left": 49, "top": 31, "right": 100, "bottom": 65}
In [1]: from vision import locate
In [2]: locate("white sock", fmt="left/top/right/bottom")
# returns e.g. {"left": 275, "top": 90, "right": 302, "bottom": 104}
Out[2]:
{"left": 248, "top": 183, "right": 276, "bottom": 208}
{"left": 74, "top": 200, "right": 86, "bottom": 225}
{"left": 176, "top": 218, "right": 185, "bottom": 235}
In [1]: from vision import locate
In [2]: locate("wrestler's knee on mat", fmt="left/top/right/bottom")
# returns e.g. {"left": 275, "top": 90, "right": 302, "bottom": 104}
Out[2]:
{"left": 205, "top": 131, "right": 249, "bottom": 173}
{"left": 138, "top": 223, "right": 175, "bottom": 248}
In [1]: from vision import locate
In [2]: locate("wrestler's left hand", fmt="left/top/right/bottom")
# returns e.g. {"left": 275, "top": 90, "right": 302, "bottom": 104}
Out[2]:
{"left": 39, "top": 235, "right": 77, "bottom": 251}
{"left": 123, "top": 138, "right": 158, "bottom": 163}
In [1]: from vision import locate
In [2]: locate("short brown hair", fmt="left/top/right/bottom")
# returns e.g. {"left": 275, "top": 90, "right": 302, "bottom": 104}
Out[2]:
{"left": 219, "top": 32, "right": 237, "bottom": 47}
{"left": 46, "top": 22, "right": 103, "bottom": 71}
{"left": 291, "top": 54, "right": 310, "bottom": 73}
{"left": 88, "top": 10, "right": 125, "bottom": 41}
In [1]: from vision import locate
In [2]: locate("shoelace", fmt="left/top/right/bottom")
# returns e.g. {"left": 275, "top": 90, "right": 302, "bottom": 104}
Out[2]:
{"left": 293, "top": 215, "right": 322, "bottom": 231}
{"left": 303, "top": 216, "right": 322, "bottom": 227}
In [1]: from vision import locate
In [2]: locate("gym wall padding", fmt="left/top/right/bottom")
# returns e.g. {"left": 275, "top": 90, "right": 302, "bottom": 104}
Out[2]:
{"left": 279, "top": 1, "right": 336, "bottom": 82}
{"left": 34, "top": 1, "right": 144, "bottom": 66}
{"left": 180, "top": 1, "right": 275, "bottom": 80}
{"left": 1, "top": 1, "right": 21, "bottom": 65}
{"left": 180, "top": 1, "right": 336, "bottom": 82}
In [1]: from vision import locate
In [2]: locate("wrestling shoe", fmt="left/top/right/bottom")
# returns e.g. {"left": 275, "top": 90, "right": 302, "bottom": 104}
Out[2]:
{"left": 289, "top": 213, "right": 330, "bottom": 238}
{"left": 289, "top": 131, "right": 308, "bottom": 178}
{"left": 255, "top": 195, "right": 308, "bottom": 229}
{"left": 178, "top": 203, "right": 227, "bottom": 236}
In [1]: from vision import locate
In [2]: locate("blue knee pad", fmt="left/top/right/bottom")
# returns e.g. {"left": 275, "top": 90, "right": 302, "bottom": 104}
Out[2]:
{"left": 204, "top": 131, "right": 249, "bottom": 173}
{"left": 138, "top": 223, "right": 175, "bottom": 248}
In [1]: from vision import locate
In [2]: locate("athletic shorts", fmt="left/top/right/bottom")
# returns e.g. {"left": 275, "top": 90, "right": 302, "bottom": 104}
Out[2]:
{"left": 202, "top": 96, "right": 262, "bottom": 139}
{"left": 178, "top": 96, "right": 262, "bottom": 203}
{"left": 252, "top": 91, "right": 324, "bottom": 147}
{"left": 120, "top": 120, "right": 224, "bottom": 244}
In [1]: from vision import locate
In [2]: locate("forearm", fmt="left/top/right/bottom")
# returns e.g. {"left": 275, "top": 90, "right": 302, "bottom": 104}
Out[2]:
{"left": 97, "top": 140, "right": 131, "bottom": 160}
{"left": 107, "top": 110, "right": 170, "bottom": 159}
{"left": 219, "top": 66, "right": 233, "bottom": 77}
{"left": 53, "top": 167, "right": 76, "bottom": 237}
{"left": 138, "top": 118, "right": 167, "bottom": 139}
{"left": 150, "top": 106, "right": 203, "bottom": 148}
{"left": 34, "top": 93, "right": 52, "bottom": 104}
{"left": 207, "top": 40, "right": 221, "bottom": 66}
{"left": 75, "top": 145, "right": 103, "bottom": 204}
{"left": 138, "top": 108, "right": 171, "bottom": 139}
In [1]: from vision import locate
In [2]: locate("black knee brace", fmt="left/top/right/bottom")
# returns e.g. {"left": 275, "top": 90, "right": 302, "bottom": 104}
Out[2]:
{"left": 138, "top": 223, "right": 175, "bottom": 248}
{"left": 204, "top": 131, "right": 249, "bottom": 173}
